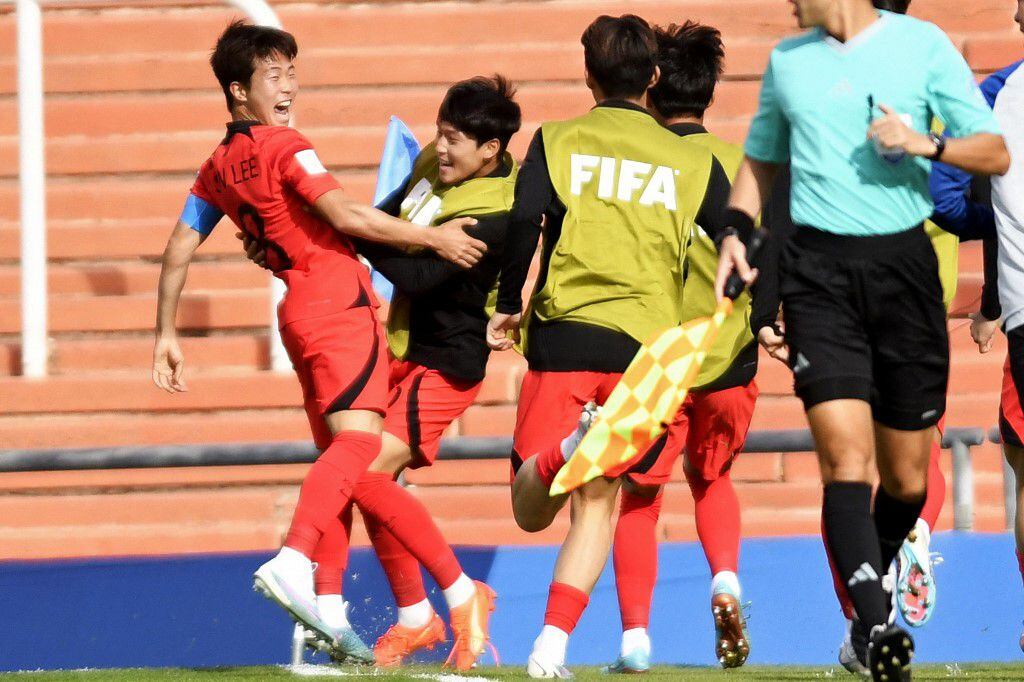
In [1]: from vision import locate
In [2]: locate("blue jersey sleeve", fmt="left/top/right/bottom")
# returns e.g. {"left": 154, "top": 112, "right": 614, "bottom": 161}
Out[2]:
{"left": 925, "top": 26, "right": 1001, "bottom": 138}
{"left": 929, "top": 161, "right": 995, "bottom": 240}
{"left": 179, "top": 192, "right": 223, "bottom": 236}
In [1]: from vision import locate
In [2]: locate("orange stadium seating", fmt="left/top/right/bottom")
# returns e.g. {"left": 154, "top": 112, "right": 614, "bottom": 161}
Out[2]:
{"left": 0, "top": 0, "right": 1020, "bottom": 559}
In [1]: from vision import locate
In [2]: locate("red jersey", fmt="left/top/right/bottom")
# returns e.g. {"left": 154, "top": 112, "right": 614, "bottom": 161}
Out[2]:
{"left": 190, "top": 121, "right": 378, "bottom": 326}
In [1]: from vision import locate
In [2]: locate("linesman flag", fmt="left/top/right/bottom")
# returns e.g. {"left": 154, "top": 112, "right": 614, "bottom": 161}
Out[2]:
{"left": 370, "top": 116, "right": 421, "bottom": 300}
{"left": 550, "top": 231, "right": 766, "bottom": 496}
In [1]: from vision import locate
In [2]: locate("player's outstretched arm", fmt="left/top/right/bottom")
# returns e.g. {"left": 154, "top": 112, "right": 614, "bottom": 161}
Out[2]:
{"left": 714, "top": 157, "right": 779, "bottom": 300}
{"left": 313, "top": 189, "right": 486, "bottom": 268}
{"left": 153, "top": 221, "right": 204, "bottom": 394}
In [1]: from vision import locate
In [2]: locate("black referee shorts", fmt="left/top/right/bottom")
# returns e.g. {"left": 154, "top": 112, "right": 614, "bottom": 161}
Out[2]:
{"left": 780, "top": 224, "right": 948, "bottom": 431}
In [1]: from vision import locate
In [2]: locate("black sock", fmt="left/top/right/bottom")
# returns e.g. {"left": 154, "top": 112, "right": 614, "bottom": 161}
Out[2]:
{"left": 822, "top": 482, "right": 889, "bottom": 627}
{"left": 874, "top": 484, "right": 926, "bottom": 571}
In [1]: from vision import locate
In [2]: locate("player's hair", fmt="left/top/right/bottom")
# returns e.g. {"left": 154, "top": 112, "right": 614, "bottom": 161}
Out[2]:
{"left": 580, "top": 14, "right": 659, "bottom": 99}
{"left": 210, "top": 20, "right": 299, "bottom": 111}
{"left": 648, "top": 21, "right": 725, "bottom": 120}
{"left": 872, "top": 0, "right": 911, "bottom": 13}
{"left": 437, "top": 75, "right": 523, "bottom": 153}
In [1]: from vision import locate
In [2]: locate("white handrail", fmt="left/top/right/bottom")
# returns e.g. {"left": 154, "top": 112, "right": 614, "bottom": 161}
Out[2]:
{"left": 13, "top": 0, "right": 289, "bottom": 376}
{"left": 16, "top": 0, "right": 47, "bottom": 378}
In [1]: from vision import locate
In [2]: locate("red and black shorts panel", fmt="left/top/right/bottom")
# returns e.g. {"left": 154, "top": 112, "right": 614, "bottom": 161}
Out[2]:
{"left": 281, "top": 307, "right": 389, "bottom": 450}
{"left": 1000, "top": 326, "right": 1024, "bottom": 448}
{"left": 628, "top": 380, "right": 759, "bottom": 486}
{"left": 383, "top": 360, "right": 482, "bottom": 468}
{"left": 510, "top": 369, "right": 622, "bottom": 475}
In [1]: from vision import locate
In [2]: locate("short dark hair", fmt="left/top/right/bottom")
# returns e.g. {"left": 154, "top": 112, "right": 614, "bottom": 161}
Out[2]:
{"left": 649, "top": 22, "right": 724, "bottom": 119}
{"left": 872, "top": 0, "right": 911, "bottom": 13}
{"left": 437, "top": 75, "right": 522, "bottom": 153}
{"left": 581, "top": 14, "right": 658, "bottom": 99}
{"left": 210, "top": 20, "right": 298, "bottom": 111}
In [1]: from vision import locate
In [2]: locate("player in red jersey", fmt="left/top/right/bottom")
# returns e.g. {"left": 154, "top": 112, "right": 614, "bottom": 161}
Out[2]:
{"left": 605, "top": 23, "right": 757, "bottom": 673}
{"left": 151, "top": 21, "right": 485, "bottom": 657}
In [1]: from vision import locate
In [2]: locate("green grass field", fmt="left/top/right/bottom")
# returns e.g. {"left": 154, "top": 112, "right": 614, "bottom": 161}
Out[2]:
{"left": 5, "top": 664, "right": 1024, "bottom": 680}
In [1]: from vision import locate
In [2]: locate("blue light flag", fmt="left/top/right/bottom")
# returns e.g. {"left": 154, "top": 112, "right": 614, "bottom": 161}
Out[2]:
{"left": 371, "top": 117, "right": 421, "bottom": 301}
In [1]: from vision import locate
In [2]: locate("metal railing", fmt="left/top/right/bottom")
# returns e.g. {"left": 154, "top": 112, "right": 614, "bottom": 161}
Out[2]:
{"left": 0, "top": 427, "right": 992, "bottom": 526}
{"left": 6, "top": 0, "right": 289, "bottom": 376}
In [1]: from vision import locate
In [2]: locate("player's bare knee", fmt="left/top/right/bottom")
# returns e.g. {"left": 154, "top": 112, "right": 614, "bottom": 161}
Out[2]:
{"left": 367, "top": 432, "right": 415, "bottom": 475}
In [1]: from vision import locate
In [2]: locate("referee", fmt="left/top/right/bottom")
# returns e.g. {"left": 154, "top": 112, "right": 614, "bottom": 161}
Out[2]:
{"left": 715, "top": 1, "right": 1009, "bottom": 679}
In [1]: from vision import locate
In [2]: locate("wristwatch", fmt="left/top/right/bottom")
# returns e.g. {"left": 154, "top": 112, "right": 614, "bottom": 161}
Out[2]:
{"left": 926, "top": 132, "right": 946, "bottom": 161}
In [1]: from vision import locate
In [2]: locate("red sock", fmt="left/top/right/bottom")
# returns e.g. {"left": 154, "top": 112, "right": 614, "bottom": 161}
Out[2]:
{"left": 544, "top": 582, "right": 589, "bottom": 634}
{"left": 534, "top": 443, "right": 566, "bottom": 489}
{"left": 822, "top": 512, "right": 856, "bottom": 620}
{"left": 919, "top": 440, "right": 946, "bottom": 531}
{"left": 1017, "top": 549, "right": 1024, "bottom": 588}
{"left": 353, "top": 471, "right": 462, "bottom": 590}
{"left": 312, "top": 504, "right": 352, "bottom": 595}
{"left": 285, "top": 430, "right": 381, "bottom": 557}
{"left": 686, "top": 469, "right": 740, "bottom": 575}
{"left": 365, "top": 513, "right": 428, "bottom": 607}
{"left": 613, "top": 492, "right": 661, "bottom": 630}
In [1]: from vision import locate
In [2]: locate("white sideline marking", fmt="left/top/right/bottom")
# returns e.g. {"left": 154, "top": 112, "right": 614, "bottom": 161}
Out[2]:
{"left": 285, "top": 665, "right": 489, "bottom": 681}
{"left": 287, "top": 664, "right": 354, "bottom": 677}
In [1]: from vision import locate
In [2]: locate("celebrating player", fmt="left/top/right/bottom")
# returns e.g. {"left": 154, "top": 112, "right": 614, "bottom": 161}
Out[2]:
{"left": 605, "top": 21, "right": 758, "bottom": 673}
{"left": 306, "top": 76, "right": 521, "bottom": 670}
{"left": 715, "top": 0, "right": 1009, "bottom": 679}
{"left": 488, "top": 14, "right": 730, "bottom": 678}
{"left": 151, "top": 21, "right": 487, "bottom": 656}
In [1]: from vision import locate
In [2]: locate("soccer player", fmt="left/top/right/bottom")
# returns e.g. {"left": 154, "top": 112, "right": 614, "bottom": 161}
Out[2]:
{"left": 304, "top": 76, "right": 522, "bottom": 670}
{"left": 487, "top": 15, "right": 730, "bottom": 678}
{"left": 715, "top": 0, "right": 1008, "bottom": 679}
{"left": 604, "top": 22, "right": 758, "bottom": 673}
{"left": 928, "top": 0, "right": 1024, "bottom": 650}
{"left": 151, "top": 21, "right": 487, "bottom": 656}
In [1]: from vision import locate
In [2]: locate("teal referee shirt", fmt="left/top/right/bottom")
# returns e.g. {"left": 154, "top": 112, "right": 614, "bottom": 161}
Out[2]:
{"left": 745, "top": 10, "right": 1001, "bottom": 236}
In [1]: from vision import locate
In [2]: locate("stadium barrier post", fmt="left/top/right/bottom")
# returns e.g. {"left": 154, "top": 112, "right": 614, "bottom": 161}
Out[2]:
{"left": 16, "top": 0, "right": 47, "bottom": 378}
{"left": 952, "top": 439, "right": 974, "bottom": 531}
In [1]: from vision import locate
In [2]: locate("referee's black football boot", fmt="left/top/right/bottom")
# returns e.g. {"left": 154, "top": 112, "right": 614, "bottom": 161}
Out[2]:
{"left": 867, "top": 624, "right": 914, "bottom": 682}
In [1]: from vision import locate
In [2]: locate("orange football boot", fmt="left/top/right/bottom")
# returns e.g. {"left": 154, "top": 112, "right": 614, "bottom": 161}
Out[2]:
{"left": 445, "top": 581, "right": 498, "bottom": 671}
{"left": 373, "top": 613, "right": 447, "bottom": 668}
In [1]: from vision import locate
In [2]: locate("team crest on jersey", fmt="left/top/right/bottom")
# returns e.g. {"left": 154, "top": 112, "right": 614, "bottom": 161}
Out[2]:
{"left": 569, "top": 153, "right": 680, "bottom": 210}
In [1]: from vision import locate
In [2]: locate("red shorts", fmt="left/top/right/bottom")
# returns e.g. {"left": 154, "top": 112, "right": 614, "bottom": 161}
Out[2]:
{"left": 281, "top": 307, "right": 389, "bottom": 450}
{"left": 628, "top": 380, "right": 759, "bottom": 486}
{"left": 1000, "top": 328, "right": 1024, "bottom": 447}
{"left": 383, "top": 360, "right": 482, "bottom": 467}
{"left": 511, "top": 369, "right": 622, "bottom": 473}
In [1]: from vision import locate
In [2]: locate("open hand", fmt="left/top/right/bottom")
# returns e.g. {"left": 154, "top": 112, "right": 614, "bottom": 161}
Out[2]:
{"left": 152, "top": 336, "right": 187, "bottom": 394}
{"left": 432, "top": 217, "right": 486, "bottom": 268}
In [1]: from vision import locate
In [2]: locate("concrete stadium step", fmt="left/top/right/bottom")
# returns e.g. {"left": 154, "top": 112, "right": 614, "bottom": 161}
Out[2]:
{"left": 0, "top": 369, "right": 303, "bottom": 415}
{"left": 0, "top": 218, "right": 262, "bottom": 261}
{"left": 0, "top": 114, "right": 754, "bottom": 179}
{"left": 0, "top": 408, "right": 312, "bottom": 450}
{"left": 0, "top": 40, "right": 776, "bottom": 100}
{"left": 0, "top": 0, "right": 1011, "bottom": 61}
{"left": 0, "top": 289, "right": 269, "bottom": 334}
{"left": 0, "top": 1, "right": 800, "bottom": 59}
{"left": 0, "top": 31, "right": 1011, "bottom": 102}
{"left": 0, "top": 81, "right": 762, "bottom": 138}
{"left": 0, "top": 173, "right": 379, "bottom": 223}
{"left": 0, "top": 260, "right": 264, "bottom": 296}
{"left": 0, "top": 463, "right": 311, "bottom": 494}
{"left": 0, "top": 334, "right": 270, "bottom": 376}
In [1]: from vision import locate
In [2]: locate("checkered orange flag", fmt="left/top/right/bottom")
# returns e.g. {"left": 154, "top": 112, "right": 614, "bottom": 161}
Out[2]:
{"left": 550, "top": 231, "right": 764, "bottom": 496}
